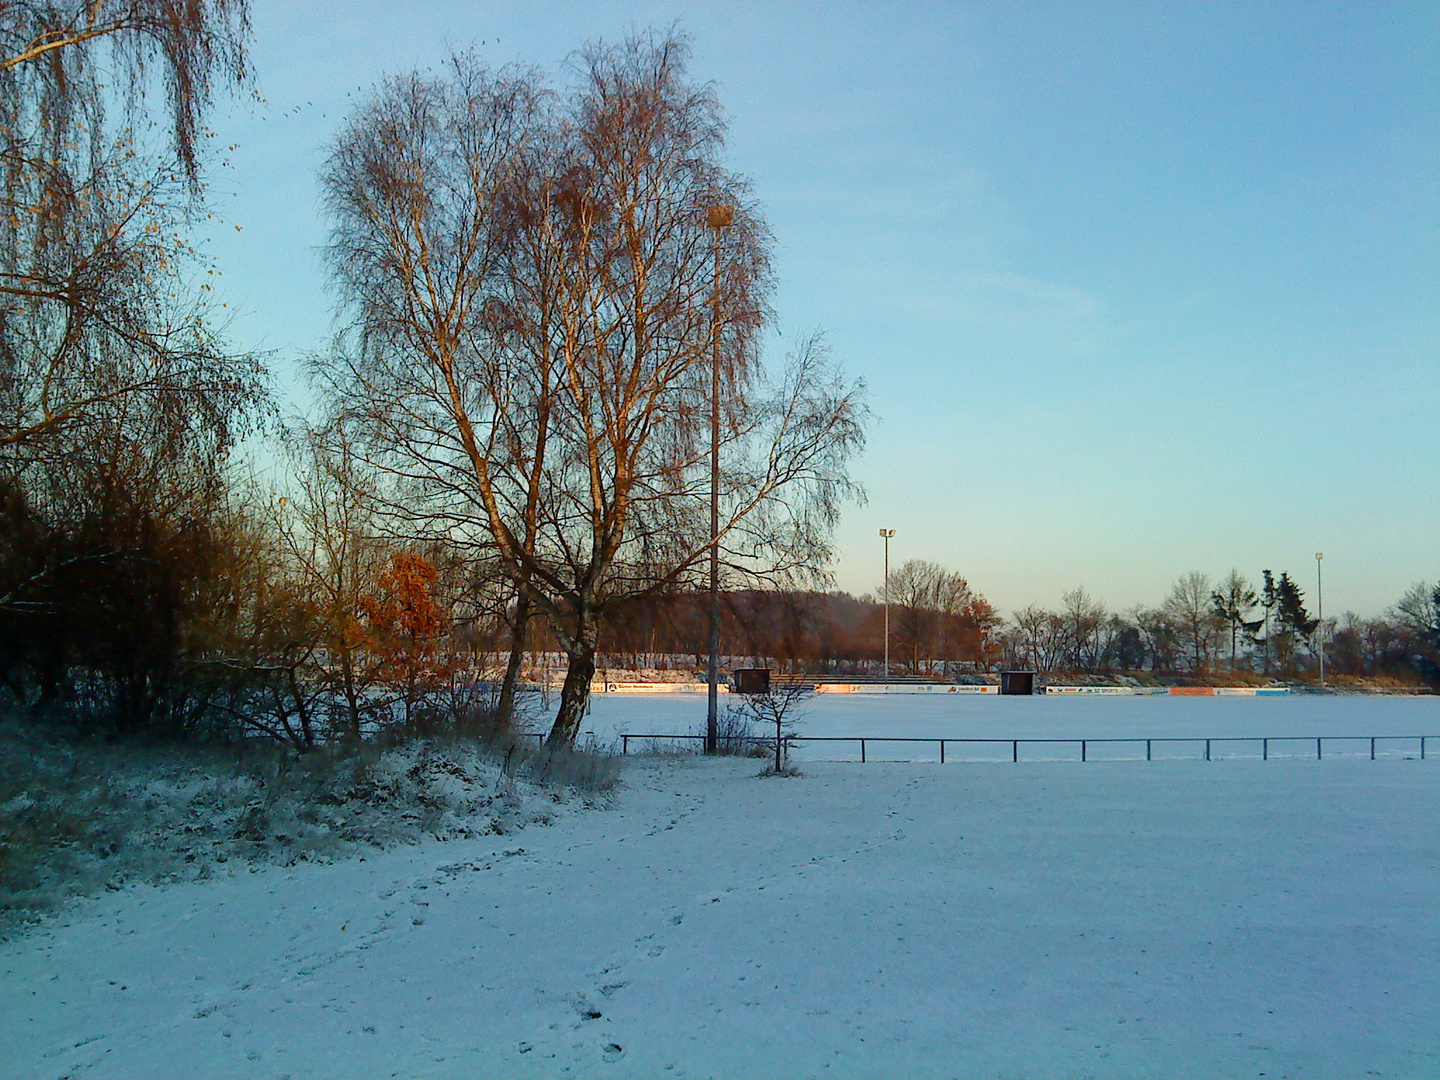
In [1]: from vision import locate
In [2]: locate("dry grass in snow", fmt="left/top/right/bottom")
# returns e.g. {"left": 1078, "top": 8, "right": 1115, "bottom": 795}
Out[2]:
{"left": 0, "top": 721, "right": 615, "bottom": 933}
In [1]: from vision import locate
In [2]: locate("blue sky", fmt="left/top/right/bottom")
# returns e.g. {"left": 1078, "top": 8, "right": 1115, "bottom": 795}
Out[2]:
{"left": 202, "top": 1, "right": 1437, "bottom": 617}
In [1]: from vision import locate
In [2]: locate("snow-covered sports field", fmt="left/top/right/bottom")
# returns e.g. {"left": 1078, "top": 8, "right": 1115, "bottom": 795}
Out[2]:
{"left": 3, "top": 696, "right": 1437, "bottom": 1079}
{"left": 580, "top": 690, "right": 1440, "bottom": 760}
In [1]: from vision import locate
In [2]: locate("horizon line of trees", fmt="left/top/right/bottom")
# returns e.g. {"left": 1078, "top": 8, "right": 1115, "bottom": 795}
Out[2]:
{"left": 996, "top": 570, "right": 1440, "bottom": 683}
{"left": 591, "top": 564, "right": 1439, "bottom": 686}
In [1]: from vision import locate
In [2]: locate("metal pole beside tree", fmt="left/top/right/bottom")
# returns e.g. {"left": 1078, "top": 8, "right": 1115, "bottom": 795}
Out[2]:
{"left": 1316, "top": 552, "right": 1325, "bottom": 689}
{"left": 705, "top": 204, "right": 734, "bottom": 753}
{"left": 880, "top": 528, "right": 894, "bottom": 679}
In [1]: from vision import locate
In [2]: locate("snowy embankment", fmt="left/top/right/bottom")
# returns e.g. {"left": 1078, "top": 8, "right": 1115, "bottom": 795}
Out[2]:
{"left": 3, "top": 751, "right": 1436, "bottom": 1079}
{"left": 0, "top": 726, "right": 610, "bottom": 929}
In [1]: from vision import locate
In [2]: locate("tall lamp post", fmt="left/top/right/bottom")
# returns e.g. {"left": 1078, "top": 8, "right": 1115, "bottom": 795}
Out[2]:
{"left": 704, "top": 204, "right": 734, "bottom": 754}
{"left": 1315, "top": 552, "right": 1325, "bottom": 689}
{"left": 879, "top": 529, "right": 895, "bottom": 679}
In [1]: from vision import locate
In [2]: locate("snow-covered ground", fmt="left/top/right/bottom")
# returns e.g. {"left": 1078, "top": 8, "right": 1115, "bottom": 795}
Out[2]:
{"left": 578, "top": 691, "right": 1440, "bottom": 761}
{"left": 3, "top": 720, "right": 1437, "bottom": 1078}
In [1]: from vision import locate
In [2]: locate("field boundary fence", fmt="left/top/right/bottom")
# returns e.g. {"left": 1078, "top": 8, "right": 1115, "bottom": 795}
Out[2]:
{"left": 618, "top": 733, "right": 1437, "bottom": 763}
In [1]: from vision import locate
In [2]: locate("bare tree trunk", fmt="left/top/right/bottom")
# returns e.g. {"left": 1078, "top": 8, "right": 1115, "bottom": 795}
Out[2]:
{"left": 336, "top": 645, "right": 364, "bottom": 742}
{"left": 547, "top": 629, "right": 596, "bottom": 749}
{"left": 496, "top": 591, "right": 531, "bottom": 728}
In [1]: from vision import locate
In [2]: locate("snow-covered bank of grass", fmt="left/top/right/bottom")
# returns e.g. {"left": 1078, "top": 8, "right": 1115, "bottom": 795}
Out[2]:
{"left": 0, "top": 723, "right": 616, "bottom": 933}
{"left": 2, "top": 754, "right": 1435, "bottom": 1079}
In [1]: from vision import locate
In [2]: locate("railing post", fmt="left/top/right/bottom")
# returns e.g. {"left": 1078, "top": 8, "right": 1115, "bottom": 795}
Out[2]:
{"left": 1371, "top": 737, "right": 1376, "bottom": 761}
{"left": 1263, "top": 737, "right": 1268, "bottom": 761}
{"left": 861, "top": 738, "right": 866, "bottom": 764}
{"left": 1081, "top": 739, "right": 1087, "bottom": 762}
{"left": 1317, "top": 737, "right": 1322, "bottom": 760}
{"left": 1423, "top": 736, "right": 1427, "bottom": 760}
{"left": 622, "top": 735, "right": 629, "bottom": 755}
{"left": 1205, "top": 738, "right": 1211, "bottom": 762}
{"left": 1012, "top": 739, "right": 1018, "bottom": 763}
{"left": 940, "top": 740, "right": 945, "bottom": 764}
{"left": 1146, "top": 739, "right": 1151, "bottom": 761}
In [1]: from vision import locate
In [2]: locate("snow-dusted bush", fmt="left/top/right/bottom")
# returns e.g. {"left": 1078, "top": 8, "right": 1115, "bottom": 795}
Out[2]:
{"left": 0, "top": 721, "right": 615, "bottom": 933}
{"left": 689, "top": 707, "right": 771, "bottom": 757}
{"left": 508, "top": 734, "right": 623, "bottom": 790}
{"left": 734, "top": 683, "right": 814, "bottom": 772}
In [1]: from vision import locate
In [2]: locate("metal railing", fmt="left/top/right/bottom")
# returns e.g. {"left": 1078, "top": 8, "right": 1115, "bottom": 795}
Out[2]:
{"left": 619, "top": 733, "right": 772, "bottom": 755}
{"left": 618, "top": 733, "right": 1435, "bottom": 762}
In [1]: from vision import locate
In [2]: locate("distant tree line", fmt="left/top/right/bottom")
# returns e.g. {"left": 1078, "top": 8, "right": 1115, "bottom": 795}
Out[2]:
{"left": 996, "top": 570, "right": 1440, "bottom": 684}
{"left": 587, "top": 566, "right": 1439, "bottom": 687}
{"left": 591, "top": 577, "right": 1001, "bottom": 676}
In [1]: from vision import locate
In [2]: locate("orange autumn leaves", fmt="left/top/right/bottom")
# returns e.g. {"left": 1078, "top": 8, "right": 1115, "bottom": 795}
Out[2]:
{"left": 352, "top": 553, "right": 457, "bottom": 692}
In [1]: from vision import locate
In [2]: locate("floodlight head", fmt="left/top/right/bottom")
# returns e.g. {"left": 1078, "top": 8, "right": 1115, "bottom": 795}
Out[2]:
{"left": 879, "top": 528, "right": 894, "bottom": 538}
{"left": 1316, "top": 552, "right": 1323, "bottom": 560}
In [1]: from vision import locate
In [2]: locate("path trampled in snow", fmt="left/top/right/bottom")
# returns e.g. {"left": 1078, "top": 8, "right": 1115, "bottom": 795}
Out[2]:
{"left": 3, "top": 756, "right": 1437, "bottom": 1079}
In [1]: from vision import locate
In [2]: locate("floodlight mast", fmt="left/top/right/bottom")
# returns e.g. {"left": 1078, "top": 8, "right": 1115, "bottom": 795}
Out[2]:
{"left": 1316, "top": 552, "right": 1325, "bottom": 689}
{"left": 705, "top": 204, "right": 734, "bottom": 754}
{"left": 879, "top": 529, "right": 895, "bottom": 679}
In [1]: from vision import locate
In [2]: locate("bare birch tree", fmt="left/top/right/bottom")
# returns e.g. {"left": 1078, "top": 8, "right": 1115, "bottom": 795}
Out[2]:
{"left": 887, "top": 560, "right": 940, "bottom": 672}
{"left": 1, "top": 0, "right": 262, "bottom": 461}
{"left": 1163, "top": 570, "right": 1222, "bottom": 673}
{"left": 885, "top": 560, "right": 975, "bottom": 674}
{"left": 1060, "top": 585, "right": 1106, "bottom": 670}
{"left": 314, "top": 51, "right": 547, "bottom": 727}
{"left": 1011, "top": 603, "right": 1068, "bottom": 672}
{"left": 1, "top": 0, "right": 250, "bottom": 183}
{"left": 931, "top": 568, "right": 974, "bottom": 676}
{"left": 318, "top": 33, "right": 866, "bottom": 748}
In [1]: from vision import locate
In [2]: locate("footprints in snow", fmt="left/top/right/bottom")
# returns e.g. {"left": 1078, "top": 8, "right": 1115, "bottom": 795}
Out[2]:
{"left": 570, "top": 903, "right": 689, "bottom": 1034}
{"left": 297, "top": 854, "right": 523, "bottom": 973}
{"left": 644, "top": 806, "right": 703, "bottom": 837}
{"left": 342, "top": 849, "right": 531, "bottom": 954}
